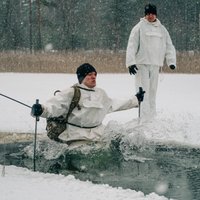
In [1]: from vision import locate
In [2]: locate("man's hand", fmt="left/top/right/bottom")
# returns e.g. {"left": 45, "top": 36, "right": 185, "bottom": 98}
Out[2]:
{"left": 136, "top": 87, "right": 145, "bottom": 102}
{"left": 31, "top": 104, "right": 43, "bottom": 117}
{"left": 169, "top": 65, "right": 176, "bottom": 70}
{"left": 128, "top": 65, "right": 138, "bottom": 75}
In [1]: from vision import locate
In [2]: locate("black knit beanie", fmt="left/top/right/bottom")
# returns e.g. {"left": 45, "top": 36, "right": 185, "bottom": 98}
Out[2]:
{"left": 76, "top": 63, "right": 97, "bottom": 83}
{"left": 144, "top": 3, "right": 157, "bottom": 16}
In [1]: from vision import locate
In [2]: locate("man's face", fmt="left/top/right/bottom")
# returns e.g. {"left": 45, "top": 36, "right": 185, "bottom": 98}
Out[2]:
{"left": 82, "top": 72, "right": 97, "bottom": 88}
{"left": 145, "top": 13, "right": 157, "bottom": 22}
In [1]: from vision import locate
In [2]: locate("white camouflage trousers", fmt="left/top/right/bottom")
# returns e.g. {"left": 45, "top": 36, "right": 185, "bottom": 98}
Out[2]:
{"left": 135, "top": 64, "right": 160, "bottom": 120}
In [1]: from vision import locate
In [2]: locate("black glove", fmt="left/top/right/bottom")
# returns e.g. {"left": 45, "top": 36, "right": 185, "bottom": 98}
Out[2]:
{"left": 31, "top": 103, "right": 43, "bottom": 117}
{"left": 135, "top": 87, "right": 145, "bottom": 102}
{"left": 169, "top": 65, "right": 176, "bottom": 70}
{"left": 128, "top": 65, "right": 138, "bottom": 75}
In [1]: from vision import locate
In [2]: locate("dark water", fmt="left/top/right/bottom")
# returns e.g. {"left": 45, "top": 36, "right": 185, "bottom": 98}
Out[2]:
{"left": 1, "top": 141, "right": 200, "bottom": 200}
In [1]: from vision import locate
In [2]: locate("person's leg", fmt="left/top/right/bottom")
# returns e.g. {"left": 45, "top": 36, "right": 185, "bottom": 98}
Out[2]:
{"left": 149, "top": 65, "right": 160, "bottom": 117}
{"left": 135, "top": 65, "right": 150, "bottom": 118}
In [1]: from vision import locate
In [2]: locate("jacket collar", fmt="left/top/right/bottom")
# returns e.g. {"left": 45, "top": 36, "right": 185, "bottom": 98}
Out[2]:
{"left": 77, "top": 83, "right": 95, "bottom": 92}
{"left": 141, "top": 17, "right": 161, "bottom": 27}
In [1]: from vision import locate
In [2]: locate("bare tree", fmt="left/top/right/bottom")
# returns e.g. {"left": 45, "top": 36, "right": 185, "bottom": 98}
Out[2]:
{"left": 29, "top": 0, "right": 33, "bottom": 52}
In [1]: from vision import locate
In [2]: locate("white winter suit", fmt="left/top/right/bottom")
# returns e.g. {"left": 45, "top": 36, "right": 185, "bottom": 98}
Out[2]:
{"left": 41, "top": 84, "right": 138, "bottom": 142}
{"left": 126, "top": 17, "right": 176, "bottom": 119}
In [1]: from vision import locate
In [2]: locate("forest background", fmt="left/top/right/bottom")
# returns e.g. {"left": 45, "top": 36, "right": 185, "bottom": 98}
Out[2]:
{"left": 0, "top": 0, "right": 199, "bottom": 73}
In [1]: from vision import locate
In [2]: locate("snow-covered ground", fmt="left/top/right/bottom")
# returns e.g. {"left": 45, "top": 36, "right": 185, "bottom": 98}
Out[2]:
{"left": 0, "top": 72, "right": 200, "bottom": 200}
{"left": 0, "top": 165, "right": 168, "bottom": 200}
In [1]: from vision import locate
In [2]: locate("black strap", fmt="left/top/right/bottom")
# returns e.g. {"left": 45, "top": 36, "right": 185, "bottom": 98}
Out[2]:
{"left": 54, "top": 138, "right": 94, "bottom": 145}
{"left": 64, "top": 85, "right": 81, "bottom": 123}
{"left": 66, "top": 121, "right": 100, "bottom": 129}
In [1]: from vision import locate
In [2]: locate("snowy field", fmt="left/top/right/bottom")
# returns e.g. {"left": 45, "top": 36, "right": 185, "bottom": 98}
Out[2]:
{"left": 0, "top": 72, "right": 200, "bottom": 200}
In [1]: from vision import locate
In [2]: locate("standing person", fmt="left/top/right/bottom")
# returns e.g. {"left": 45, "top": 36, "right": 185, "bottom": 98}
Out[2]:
{"left": 31, "top": 63, "right": 144, "bottom": 144}
{"left": 126, "top": 3, "right": 176, "bottom": 121}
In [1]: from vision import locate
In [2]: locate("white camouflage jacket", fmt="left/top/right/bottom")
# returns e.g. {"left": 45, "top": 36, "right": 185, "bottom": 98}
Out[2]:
{"left": 41, "top": 84, "right": 138, "bottom": 142}
{"left": 126, "top": 17, "right": 176, "bottom": 67}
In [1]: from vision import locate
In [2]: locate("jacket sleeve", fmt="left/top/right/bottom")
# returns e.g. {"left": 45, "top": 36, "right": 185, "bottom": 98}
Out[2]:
{"left": 126, "top": 24, "right": 140, "bottom": 67}
{"left": 164, "top": 28, "right": 176, "bottom": 67}
{"left": 41, "top": 88, "right": 74, "bottom": 118}
{"left": 109, "top": 95, "right": 138, "bottom": 113}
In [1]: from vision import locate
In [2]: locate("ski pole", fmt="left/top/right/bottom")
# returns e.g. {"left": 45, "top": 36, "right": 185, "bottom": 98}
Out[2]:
{"left": 0, "top": 93, "right": 31, "bottom": 108}
{"left": 33, "top": 99, "right": 40, "bottom": 171}
{"left": 0, "top": 93, "right": 39, "bottom": 171}
{"left": 138, "top": 101, "right": 141, "bottom": 118}
{"left": 138, "top": 87, "right": 144, "bottom": 118}
{"left": 1, "top": 138, "right": 6, "bottom": 177}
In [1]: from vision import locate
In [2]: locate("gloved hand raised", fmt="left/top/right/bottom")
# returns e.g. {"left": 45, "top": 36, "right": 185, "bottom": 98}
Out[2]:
{"left": 135, "top": 87, "right": 145, "bottom": 102}
{"left": 169, "top": 65, "right": 176, "bottom": 70}
{"left": 31, "top": 103, "right": 43, "bottom": 117}
{"left": 128, "top": 65, "right": 138, "bottom": 75}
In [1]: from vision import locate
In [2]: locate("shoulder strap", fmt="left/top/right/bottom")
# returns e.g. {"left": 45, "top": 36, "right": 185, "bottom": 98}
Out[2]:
{"left": 65, "top": 85, "right": 81, "bottom": 122}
